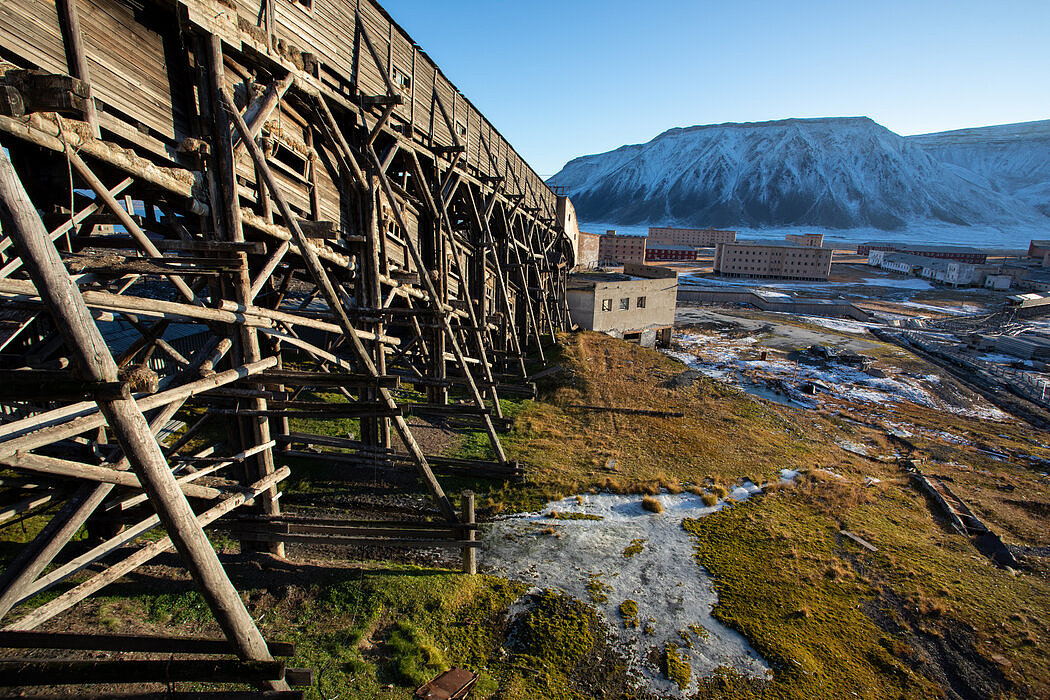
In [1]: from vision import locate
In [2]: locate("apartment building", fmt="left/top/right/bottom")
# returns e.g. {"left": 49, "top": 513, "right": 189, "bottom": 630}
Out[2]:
{"left": 784, "top": 233, "right": 824, "bottom": 247}
{"left": 856, "top": 242, "right": 987, "bottom": 264}
{"left": 597, "top": 231, "right": 647, "bottom": 265}
{"left": 714, "top": 237, "right": 834, "bottom": 281}
{"left": 645, "top": 244, "right": 700, "bottom": 262}
{"left": 648, "top": 226, "right": 737, "bottom": 247}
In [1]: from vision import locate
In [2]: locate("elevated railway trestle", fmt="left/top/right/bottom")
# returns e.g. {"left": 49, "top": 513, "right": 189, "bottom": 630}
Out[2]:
{"left": 0, "top": 0, "right": 571, "bottom": 689}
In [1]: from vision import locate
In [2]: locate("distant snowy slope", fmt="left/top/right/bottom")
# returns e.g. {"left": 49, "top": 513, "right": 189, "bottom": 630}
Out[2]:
{"left": 908, "top": 120, "right": 1050, "bottom": 215}
{"left": 550, "top": 117, "right": 1050, "bottom": 230}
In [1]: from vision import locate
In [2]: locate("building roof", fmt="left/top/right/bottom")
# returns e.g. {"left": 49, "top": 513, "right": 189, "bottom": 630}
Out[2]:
{"left": 722, "top": 239, "right": 833, "bottom": 250}
{"left": 861, "top": 241, "right": 985, "bottom": 254}
{"left": 881, "top": 252, "right": 932, "bottom": 266}
{"left": 900, "top": 244, "right": 984, "bottom": 254}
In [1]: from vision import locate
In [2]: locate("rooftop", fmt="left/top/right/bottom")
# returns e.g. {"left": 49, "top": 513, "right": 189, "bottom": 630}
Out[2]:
{"left": 723, "top": 239, "right": 834, "bottom": 250}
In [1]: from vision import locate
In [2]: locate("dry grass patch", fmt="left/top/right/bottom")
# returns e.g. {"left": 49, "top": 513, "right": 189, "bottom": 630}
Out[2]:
{"left": 641, "top": 495, "right": 663, "bottom": 513}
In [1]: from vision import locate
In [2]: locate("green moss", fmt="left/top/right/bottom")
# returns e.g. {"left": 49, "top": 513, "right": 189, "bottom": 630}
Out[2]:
{"left": 664, "top": 642, "right": 691, "bottom": 689}
{"left": 622, "top": 538, "right": 645, "bottom": 558}
{"left": 689, "top": 623, "right": 709, "bottom": 642}
{"left": 586, "top": 573, "right": 612, "bottom": 605}
{"left": 386, "top": 620, "right": 448, "bottom": 687}
{"left": 516, "top": 590, "right": 597, "bottom": 668}
{"left": 619, "top": 599, "right": 639, "bottom": 628}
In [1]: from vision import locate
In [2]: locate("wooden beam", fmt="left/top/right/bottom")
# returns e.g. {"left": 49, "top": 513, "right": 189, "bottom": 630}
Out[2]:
{"left": 0, "top": 146, "right": 282, "bottom": 684}
{"left": 220, "top": 86, "right": 456, "bottom": 523}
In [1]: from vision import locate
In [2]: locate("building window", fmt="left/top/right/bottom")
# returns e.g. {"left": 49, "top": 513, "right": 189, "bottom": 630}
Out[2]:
{"left": 619, "top": 298, "right": 629, "bottom": 310}
{"left": 602, "top": 299, "right": 612, "bottom": 312}
{"left": 455, "top": 120, "right": 467, "bottom": 138}
{"left": 392, "top": 66, "right": 411, "bottom": 91}
{"left": 637, "top": 296, "right": 646, "bottom": 308}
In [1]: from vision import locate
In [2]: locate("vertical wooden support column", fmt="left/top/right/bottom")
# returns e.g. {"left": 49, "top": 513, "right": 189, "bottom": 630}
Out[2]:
{"left": 205, "top": 36, "right": 283, "bottom": 557}
{"left": 55, "top": 0, "right": 99, "bottom": 138}
{"left": 460, "top": 490, "right": 476, "bottom": 575}
{"left": 0, "top": 146, "right": 283, "bottom": 689}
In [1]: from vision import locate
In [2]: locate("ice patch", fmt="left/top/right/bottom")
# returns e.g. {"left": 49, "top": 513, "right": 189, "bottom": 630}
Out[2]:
{"left": 482, "top": 493, "right": 771, "bottom": 695}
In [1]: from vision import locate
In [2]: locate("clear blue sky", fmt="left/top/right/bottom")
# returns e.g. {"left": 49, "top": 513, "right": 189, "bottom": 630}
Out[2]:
{"left": 380, "top": 0, "right": 1050, "bottom": 178}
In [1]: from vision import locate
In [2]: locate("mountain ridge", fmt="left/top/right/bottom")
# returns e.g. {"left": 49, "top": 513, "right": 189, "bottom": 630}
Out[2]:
{"left": 550, "top": 117, "right": 1050, "bottom": 231}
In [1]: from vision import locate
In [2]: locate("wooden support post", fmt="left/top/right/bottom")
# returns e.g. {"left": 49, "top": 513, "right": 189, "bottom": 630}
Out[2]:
{"left": 206, "top": 36, "right": 283, "bottom": 556}
{"left": 461, "top": 490, "right": 476, "bottom": 575}
{"left": 363, "top": 141, "right": 508, "bottom": 465}
{"left": 220, "top": 88, "right": 457, "bottom": 522}
{"left": 0, "top": 148, "right": 284, "bottom": 688}
{"left": 55, "top": 0, "right": 99, "bottom": 137}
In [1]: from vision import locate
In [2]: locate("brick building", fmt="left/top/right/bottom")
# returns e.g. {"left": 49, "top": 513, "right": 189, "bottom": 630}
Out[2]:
{"left": 647, "top": 226, "right": 737, "bottom": 247}
{"left": 597, "top": 231, "right": 647, "bottom": 265}
{"left": 575, "top": 231, "right": 600, "bottom": 270}
{"left": 645, "top": 244, "right": 699, "bottom": 262}
{"left": 784, "top": 232, "right": 824, "bottom": 247}
{"left": 715, "top": 236, "right": 834, "bottom": 281}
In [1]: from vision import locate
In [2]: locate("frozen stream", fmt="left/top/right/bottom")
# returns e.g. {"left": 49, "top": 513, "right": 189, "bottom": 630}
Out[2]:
{"left": 481, "top": 492, "right": 771, "bottom": 695}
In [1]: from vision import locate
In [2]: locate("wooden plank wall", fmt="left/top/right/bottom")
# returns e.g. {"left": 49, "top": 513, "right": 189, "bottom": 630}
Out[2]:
{"left": 0, "top": 0, "right": 558, "bottom": 213}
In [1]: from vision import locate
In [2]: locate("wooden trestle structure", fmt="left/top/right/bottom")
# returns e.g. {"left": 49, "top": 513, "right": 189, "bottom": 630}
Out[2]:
{"left": 0, "top": 0, "right": 571, "bottom": 692}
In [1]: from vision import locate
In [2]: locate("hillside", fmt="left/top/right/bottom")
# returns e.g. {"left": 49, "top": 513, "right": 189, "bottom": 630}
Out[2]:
{"left": 550, "top": 117, "right": 1050, "bottom": 231}
{"left": 909, "top": 120, "right": 1050, "bottom": 216}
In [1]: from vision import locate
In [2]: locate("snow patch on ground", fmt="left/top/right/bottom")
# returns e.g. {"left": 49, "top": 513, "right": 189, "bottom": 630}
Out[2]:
{"left": 668, "top": 330, "right": 1008, "bottom": 420}
{"left": 482, "top": 493, "right": 771, "bottom": 696}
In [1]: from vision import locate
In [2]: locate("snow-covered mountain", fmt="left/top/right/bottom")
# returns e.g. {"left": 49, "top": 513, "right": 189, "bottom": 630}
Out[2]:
{"left": 908, "top": 120, "right": 1050, "bottom": 216}
{"left": 550, "top": 117, "right": 1050, "bottom": 231}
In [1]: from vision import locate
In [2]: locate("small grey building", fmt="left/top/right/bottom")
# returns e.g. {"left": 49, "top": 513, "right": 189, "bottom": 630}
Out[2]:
{"left": 566, "top": 264, "right": 677, "bottom": 347}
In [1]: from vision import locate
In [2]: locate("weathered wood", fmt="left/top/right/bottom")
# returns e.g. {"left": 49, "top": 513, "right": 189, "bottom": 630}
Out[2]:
{"left": 222, "top": 86, "right": 456, "bottom": 523}
{"left": 0, "top": 149, "right": 283, "bottom": 686}
{"left": 0, "top": 631, "right": 294, "bottom": 657}
{"left": 461, "top": 490, "right": 476, "bottom": 575}
{"left": 55, "top": 0, "right": 98, "bottom": 136}
{"left": 6, "top": 467, "right": 289, "bottom": 629}
{"left": 0, "top": 658, "right": 288, "bottom": 685}
{"left": 0, "top": 453, "right": 221, "bottom": 500}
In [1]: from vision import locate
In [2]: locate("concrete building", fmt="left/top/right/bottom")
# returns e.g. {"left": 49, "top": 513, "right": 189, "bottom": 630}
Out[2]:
{"left": 856, "top": 241, "right": 987, "bottom": 264}
{"left": 1018, "top": 270, "right": 1050, "bottom": 292}
{"left": 869, "top": 251, "right": 927, "bottom": 275}
{"left": 575, "top": 231, "right": 600, "bottom": 270}
{"left": 566, "top": 263, "right": 677, "bottom": 347}
{"left": 784, "top": 232, "right": 824, "bottom": 247}
{"left": 597, "top": 231, "right": 647, "bottom": 265}
{"left": 985, "top": 274, "right": 1013, "bottom": 291}
{"left": 869, "top": 250, "right": 997, "bottom": 287}
{"left": 647, "top": 226, "right": 737, "bottom": 247}
{"left": 645, "top": 244, "right": 699, "bottom": 262}
{"left": 714, "top": 236, "right": 834, "bottom": 281}
{"left": 1028, "top": 240, "right": 1050, "bottom": 259}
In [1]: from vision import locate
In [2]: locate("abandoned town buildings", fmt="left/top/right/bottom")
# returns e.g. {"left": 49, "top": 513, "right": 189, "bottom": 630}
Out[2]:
{"left": 597, "top": 231, "right": 647, "bottom": 265}
{"left": 647, "top": 226, "right": 737, "bottom": 247}
{"left": 856, "top": 242, "right": 988, "bottom": 264}
{"left": 567, "top": 264, "right": 677, "bottom": 347}
{"left": 714, "top": 234, "right": 834, "bottom": 281}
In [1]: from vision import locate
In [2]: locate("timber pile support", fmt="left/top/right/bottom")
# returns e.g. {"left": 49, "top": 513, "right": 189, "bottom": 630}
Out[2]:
{"left": 0, "top": 0, "right": 571, "bottom": 692}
